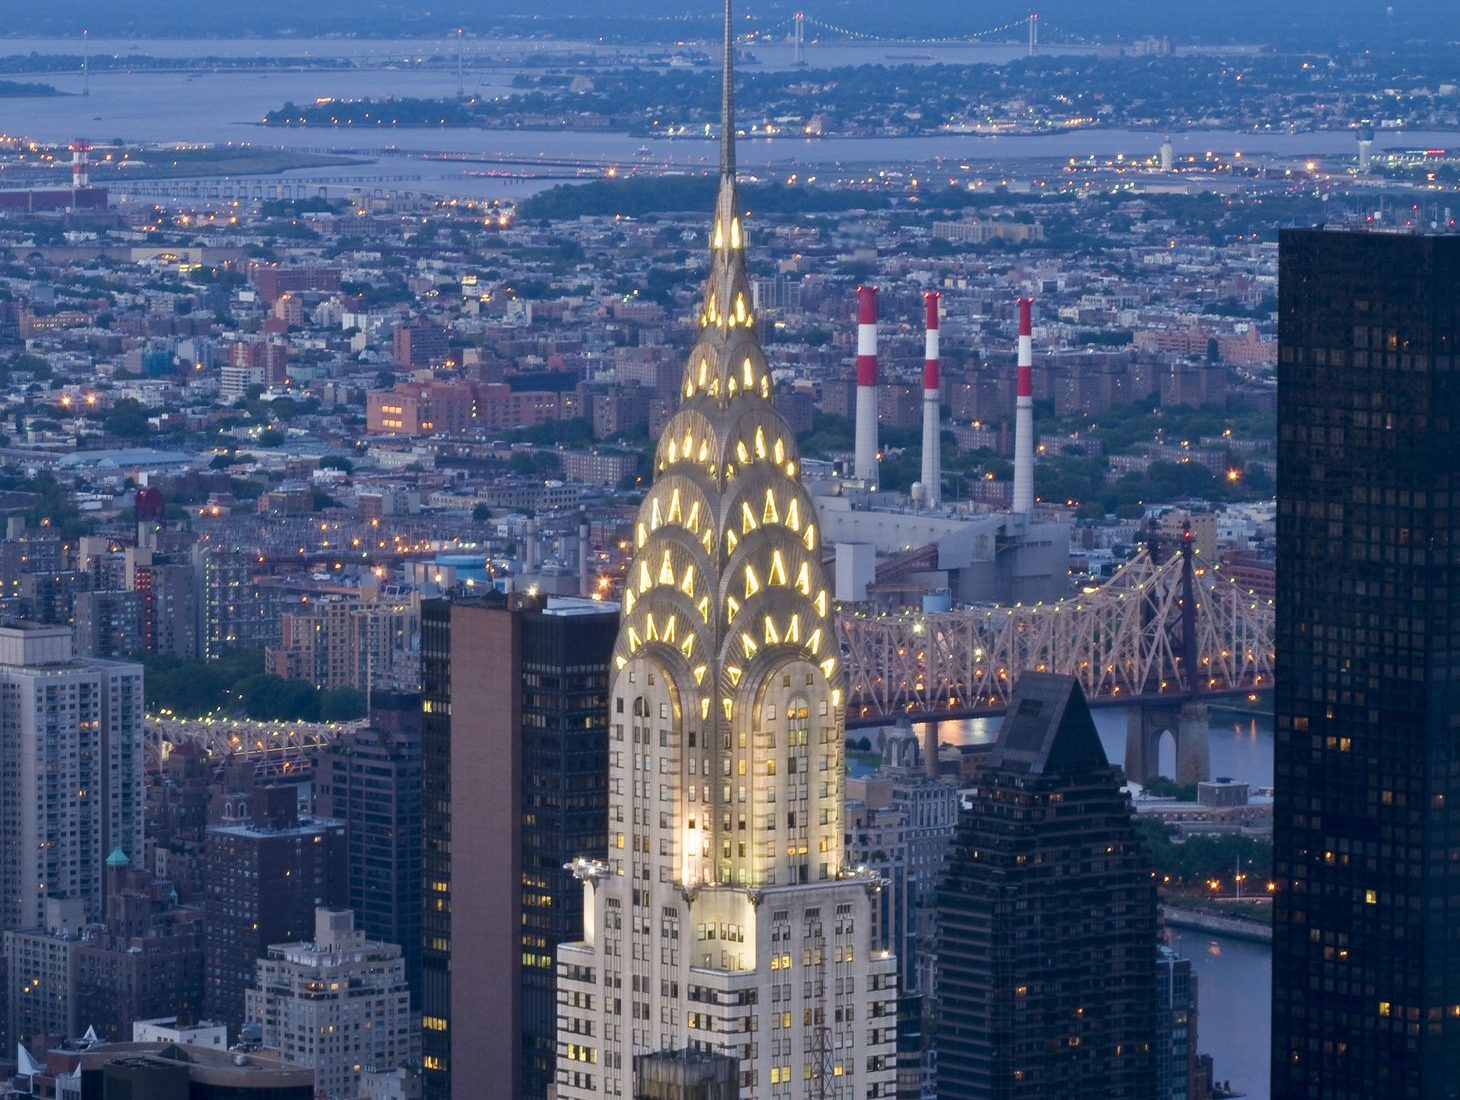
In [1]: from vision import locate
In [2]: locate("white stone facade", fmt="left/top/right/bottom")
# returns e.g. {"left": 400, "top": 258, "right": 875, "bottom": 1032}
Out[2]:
{"left": 246, "top": 908, "right": 417, "bottom": 1100}
{"left": 553, "top": 7, "right": 898, "bottom": 1096}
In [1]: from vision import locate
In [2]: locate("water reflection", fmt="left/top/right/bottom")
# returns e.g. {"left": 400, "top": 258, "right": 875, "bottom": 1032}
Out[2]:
{"left": 932, "top": 702, "right": 1275, "bottom": 788}
{"left": 1179, "top": 932, "right": 1272, "bottom": 1100}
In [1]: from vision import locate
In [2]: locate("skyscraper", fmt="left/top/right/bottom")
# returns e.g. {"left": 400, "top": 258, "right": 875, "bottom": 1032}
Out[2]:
{"left": 936, "top": 672, "right": 1156, "bottom": 1100}
{"left": 203, "top": 785, "right": 347, "bottom": 1033}
{"left": 314, "top": 694, "right": 423, "bottom": 1001}
{"left": 1272, "top": 229, "right": 1460, "bottom": 1098}
{"left": 0, "top": 624, "right": 144, "bottom": 934}
{"left": 553, "top": 6, "right": 899, "bottom": 1096}
{"left": 420, "top": 592, "right": 617, "bottom": 1100}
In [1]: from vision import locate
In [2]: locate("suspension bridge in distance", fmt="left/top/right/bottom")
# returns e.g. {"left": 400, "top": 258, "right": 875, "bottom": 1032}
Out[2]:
{"left": 759, "top": 11, "right": 1070, "bottom": 60}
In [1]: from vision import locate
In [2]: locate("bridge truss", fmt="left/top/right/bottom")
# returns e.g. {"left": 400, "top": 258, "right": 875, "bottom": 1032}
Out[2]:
{"left": 146, "top": 716, "right": 357, "bottom": 780}
{"left": 838, "top": 543, "right": 1273, "bottom": 721}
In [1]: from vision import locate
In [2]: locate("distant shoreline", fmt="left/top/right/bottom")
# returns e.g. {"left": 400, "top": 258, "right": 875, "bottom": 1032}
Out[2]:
{"left": 1164, "top": 904, "right": 1273, "bottom": 944}
{"left": 0, "top": 79, "right": 61, "bottom": 98}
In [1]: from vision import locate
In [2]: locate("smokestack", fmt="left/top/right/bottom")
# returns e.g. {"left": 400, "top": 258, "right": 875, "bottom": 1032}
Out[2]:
{"left": 524, "top": 517, "right": 539, "bottom": 573}
{"left": 578, "top": 513, "right": 591, "bottom": 597}
{"left": 70, "top": 141, "right": 89, "bottom": 191}
{"left": 1012, "top": 297, "right": 1035, "bottom": 516}
{"left": 921, "top": 291, "right": 942, "bottom": 509}
{"left": 853, "top": 285, "right": 879, "bottom": 486}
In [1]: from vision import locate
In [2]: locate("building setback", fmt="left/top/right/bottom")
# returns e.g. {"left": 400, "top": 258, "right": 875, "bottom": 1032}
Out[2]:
{"left": 246, "top": 908, "right": 417, "bottom": 1099}
{"left": 936, "top": 672, "right": 1156, "bottom": 1100}
{"left": 1271, "top": 229, "right": 1460, "bottom": 1098}
{"left": 420, "top": 593, "right": 616, "bottom": 1100}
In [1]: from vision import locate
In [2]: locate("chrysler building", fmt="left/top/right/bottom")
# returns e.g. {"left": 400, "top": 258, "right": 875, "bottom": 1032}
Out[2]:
{"left": 553, "top": 3, "right": 898, "bottom": 1096}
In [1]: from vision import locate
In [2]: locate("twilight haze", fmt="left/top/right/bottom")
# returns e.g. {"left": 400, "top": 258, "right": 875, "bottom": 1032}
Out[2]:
{"left": 0, "top": 3, "right": 1453, "bottom": 1100}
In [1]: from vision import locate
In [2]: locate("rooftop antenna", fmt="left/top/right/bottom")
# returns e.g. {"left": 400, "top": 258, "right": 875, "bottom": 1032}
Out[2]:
{"left": 720, "top": 0, "right": 735, "bottom": 179}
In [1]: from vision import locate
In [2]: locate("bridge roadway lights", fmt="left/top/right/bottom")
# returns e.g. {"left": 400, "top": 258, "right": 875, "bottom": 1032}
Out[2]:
{"left": 1123, "top": 700, "right": 1211, "bottom": 787}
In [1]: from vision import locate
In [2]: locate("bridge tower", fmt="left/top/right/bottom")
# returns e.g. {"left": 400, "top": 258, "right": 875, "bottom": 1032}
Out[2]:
{"left": 1122, "top": 701, "right": 1210, "bottom": 787}
{"left": 1028, "top": 12, "right": 1038, "bottom": 57}
{"left": 1122, "top": 524, "right": 1211, "bottom": 786}
{"left": 793, "top": 12, "right": 806, "bottom": 66}
{"left": 456, "top": 27, "right": 465, "bottom": 99}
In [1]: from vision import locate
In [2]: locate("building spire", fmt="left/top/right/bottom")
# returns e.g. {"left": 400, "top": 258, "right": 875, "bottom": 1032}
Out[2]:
{"left": 695, "top": 0, "right": 757, "bottom": 393}
{"left": 721, "top": 0, "right": 735, "bottom": 179}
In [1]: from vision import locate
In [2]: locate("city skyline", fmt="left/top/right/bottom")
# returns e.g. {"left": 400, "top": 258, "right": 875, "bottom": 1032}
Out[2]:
{"left": 0, "top": 1, "right": 1452, "bottom": 1098}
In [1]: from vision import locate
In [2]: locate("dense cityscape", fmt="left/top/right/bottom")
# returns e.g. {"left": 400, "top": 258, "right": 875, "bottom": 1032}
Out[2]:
{"left": 0, "top": 2, "right": 1455, "bottom": 1099}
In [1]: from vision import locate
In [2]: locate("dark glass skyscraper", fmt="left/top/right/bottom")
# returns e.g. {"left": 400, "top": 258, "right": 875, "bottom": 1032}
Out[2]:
{"left": 314, "top": 692, "right": 423, "bottom": 1002}
{"left": 936, "top": 672, "right": 1156, "bottom": 1100}
{"left": 420, "top": 592, "right": 616, "bottom": 1100}
{"left": 1272, "top": 229, "right": 1460, "bottom": 1099}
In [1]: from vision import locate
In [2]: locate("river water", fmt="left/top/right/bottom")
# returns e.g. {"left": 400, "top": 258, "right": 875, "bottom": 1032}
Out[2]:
{"left": 0, "top": 36, "right": 1457, "bottom": 200}
{"left": 1181, "top": 930, "right": 1272, "bottom": 1100}
{"left": 932, "top": 701, "right": 1274, "bottom": 788}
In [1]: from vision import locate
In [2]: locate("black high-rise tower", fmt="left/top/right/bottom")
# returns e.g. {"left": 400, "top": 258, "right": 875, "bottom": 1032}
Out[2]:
{"left": 1272, "top": 229, "right": 1460, "bottom": 1099}
{"left": 936, "top": 672, "right": 1156, "bottom": 1100}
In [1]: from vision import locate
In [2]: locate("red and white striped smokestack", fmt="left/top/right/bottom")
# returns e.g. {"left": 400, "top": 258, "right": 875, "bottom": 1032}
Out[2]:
{"left": 920, "top": 291, "right": 941, "bottom": 508}
{"left": 923, "top": 291, "right": 940, "bottom": 390}
{"left": 70, "top": 141, "right": 90, "bottom": 190}
{"left": 1012, "top": 297, "right": 1035, "bottom": 515}
{"left": 853, "top": 285, "right": 879, "bottom": 486}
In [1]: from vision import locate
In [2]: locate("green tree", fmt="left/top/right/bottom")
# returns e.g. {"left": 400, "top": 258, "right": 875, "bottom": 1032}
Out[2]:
{"left": 104, "top": 398, "right": 152, "bottom": 440}
{"left": 319, "top": 687, "right": 367, "bottom": 721}
{"left": 235, "top": 673, "right": 320, "bottom": 721}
